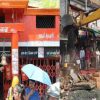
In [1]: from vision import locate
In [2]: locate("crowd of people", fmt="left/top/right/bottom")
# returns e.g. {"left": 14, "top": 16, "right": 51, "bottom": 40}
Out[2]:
{"left": 6, "top": 76, "right": 40, "bottom": 100}
{"left": 6, "top": 76, "right": 60, "bottom": 100}
{"left": 79, "top": 47, "right": 100, "bottom": 70}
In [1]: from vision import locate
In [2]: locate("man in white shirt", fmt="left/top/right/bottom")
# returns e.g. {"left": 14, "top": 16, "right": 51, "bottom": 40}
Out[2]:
{"left": 96, "top": 48, "right": 100, "bottom": 69}
{"left": 80, "top": 47, "right": 85, "bottom": 69}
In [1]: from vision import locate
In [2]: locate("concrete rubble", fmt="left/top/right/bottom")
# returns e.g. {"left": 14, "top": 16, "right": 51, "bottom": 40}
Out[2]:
{"left": 60, "top": 65, "right": 100, "bottom": 100}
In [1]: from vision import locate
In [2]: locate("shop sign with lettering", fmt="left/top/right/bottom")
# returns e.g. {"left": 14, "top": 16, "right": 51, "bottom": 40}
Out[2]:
{"left": 44, "top": 47, "right": 60, "bottom": 57}
{"left": 0, "top": 27, "right": 8, "bottom": 33}
{"left": 19, "top": 47, "right": 38, "bottom": 58}
{"left": 0, "top": 27, "right": 16, "bottom": 33}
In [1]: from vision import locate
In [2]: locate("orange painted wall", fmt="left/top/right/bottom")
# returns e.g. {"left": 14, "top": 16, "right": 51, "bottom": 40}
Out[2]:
{"left": 4, "top": 10, "right": 60, "bottom": 42}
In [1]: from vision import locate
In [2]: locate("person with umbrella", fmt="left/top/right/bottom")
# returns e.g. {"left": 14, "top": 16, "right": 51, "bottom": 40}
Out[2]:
{"left": 21, "top": 64, "right": 51, "bottom": 86}
{"left": 21, "top": 64, "right": 52, "bottom": 100}
{"left": 25, "top": 80, "right": 40, "bottom": 100}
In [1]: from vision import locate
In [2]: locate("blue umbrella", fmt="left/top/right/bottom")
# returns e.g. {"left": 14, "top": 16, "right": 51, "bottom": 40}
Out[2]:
{"left": 21, "top": 64, "right": 51, "bottom": 86}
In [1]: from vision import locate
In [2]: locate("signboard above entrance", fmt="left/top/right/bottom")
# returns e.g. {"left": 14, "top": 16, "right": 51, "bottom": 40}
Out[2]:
{"left": 44, "top": 47, "right": 60, "bottom": 58}
{"left": 19, "top": 47, "right": 38, "bottom": 58}
{"left": 28, "top": 0, "right": 60, "bottom": 9}
{"left": 19, "top": 47, "right": 60, "bottom": 58}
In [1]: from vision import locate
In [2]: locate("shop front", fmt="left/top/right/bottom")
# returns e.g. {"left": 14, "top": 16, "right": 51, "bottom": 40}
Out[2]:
{"left": 1, "top": 46, "right": 60, "bottom": 98}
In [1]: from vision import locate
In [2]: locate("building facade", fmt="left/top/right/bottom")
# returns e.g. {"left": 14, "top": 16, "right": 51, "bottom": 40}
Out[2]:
{"left": 0, "top": 0, "right": 60, "bottom": 99}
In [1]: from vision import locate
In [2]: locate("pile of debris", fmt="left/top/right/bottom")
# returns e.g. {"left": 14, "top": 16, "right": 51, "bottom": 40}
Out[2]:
{"left": 60, "top": 65, "right": 100, "bottom": 100}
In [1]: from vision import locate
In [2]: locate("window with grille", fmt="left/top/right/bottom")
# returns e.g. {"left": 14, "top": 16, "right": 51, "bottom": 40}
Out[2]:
{"left": 36, "top": 16, "right": 55, "bottom": 28}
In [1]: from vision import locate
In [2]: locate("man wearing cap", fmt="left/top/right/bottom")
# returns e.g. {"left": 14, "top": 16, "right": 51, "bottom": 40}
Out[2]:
{"left": 25, "top": 80, "right": 40, "bottom": 100}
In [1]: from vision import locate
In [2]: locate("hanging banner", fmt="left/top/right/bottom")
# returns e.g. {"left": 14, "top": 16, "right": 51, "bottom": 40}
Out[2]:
{"left": 28, "top": 0, "right": 60, "bottom": 9}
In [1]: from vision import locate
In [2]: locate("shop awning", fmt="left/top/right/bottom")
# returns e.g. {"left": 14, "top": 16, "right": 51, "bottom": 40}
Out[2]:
{"left": 0, "top": 0, "right": 28, "bottom": 9}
